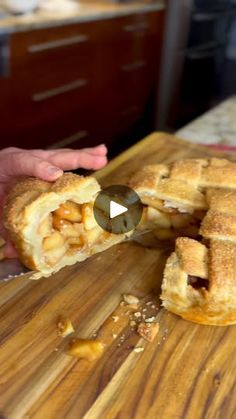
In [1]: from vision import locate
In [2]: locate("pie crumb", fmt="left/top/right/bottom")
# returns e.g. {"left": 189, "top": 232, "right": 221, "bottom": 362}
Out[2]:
{"left": 68, "top": 338, "right": 104, "bottom": 360}
{"left": 112, "top": 316, "right": 119, "bottom": 322}
{"left": 57, "top": 316, "right": 75, "bottom": 338}
{"left": 145, "top": 316, "right": 156, "bottom": 323}
{"left": 134, "top": 347, "right": 144, "bottom": 353}
{"left": 123, "top": 294, "right": 139, "bottom": 305}
{"left": 137, "top": 322, "right": 159, "bottom": 342}
{"left": 126, "top": 304, "right": 139, "bottom": 310}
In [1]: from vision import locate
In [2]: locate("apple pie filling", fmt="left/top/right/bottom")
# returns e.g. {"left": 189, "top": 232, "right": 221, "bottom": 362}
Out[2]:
{"left": 140, "top": 204, "right": 205, "bottom": 241}
{"left": 39, "top": 200, "right": 108, "bottom": 266}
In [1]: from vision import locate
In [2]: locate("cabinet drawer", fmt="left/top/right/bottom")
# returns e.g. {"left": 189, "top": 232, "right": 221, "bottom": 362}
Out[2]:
{"left": 15, "top": 50, "right": 94, "bottom": 96}
{"left": 0, "top": 79, "right": 94, "bottom": 137}
{"left": 14, "top": 66, "right": 94, "bottom": 109}
{"left": 97, "top": 11, "right": 163, "bottom": 42}
{"left": 11, "top": 32, "right": 95, "bottom": 95}
{"left": 10, "top": 11, "right": 160, "bottom": 61}
{"left": 9, "top": 10, "right": 164, "bottom": 96}
{"left": 120, "top": 12, "right": 164, "bottom": 74}
{"left": 99, "top": 11, "right": 165, "bottom": 85}
{"left": 11, "top": 21, "right": 96, "bottom": 59}
{"left": 2, "top": 104, "right": 99, "bottom": 149}
{"left": 1, "top": 10, "right": 165, "bottom": 149}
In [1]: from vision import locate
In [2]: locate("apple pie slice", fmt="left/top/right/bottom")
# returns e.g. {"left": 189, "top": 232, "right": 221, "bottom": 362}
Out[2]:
{"left": 3, "top": 173, "right": 125, "bottom": 279}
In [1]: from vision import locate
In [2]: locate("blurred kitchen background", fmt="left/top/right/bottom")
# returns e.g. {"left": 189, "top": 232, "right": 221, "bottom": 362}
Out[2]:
{"left": 1, "top": 0, "right": 236, "bottom": 156}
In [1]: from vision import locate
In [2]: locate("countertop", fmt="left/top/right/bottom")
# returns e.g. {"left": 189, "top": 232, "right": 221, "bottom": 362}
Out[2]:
{"left": 0, "top": 1, "right": 165, "bottom": 34}
{"left": 176, "top": 96, "right": 236, "bottom": 147}
{"left": 0, "top": 133, "right": 235, "bottom": 418}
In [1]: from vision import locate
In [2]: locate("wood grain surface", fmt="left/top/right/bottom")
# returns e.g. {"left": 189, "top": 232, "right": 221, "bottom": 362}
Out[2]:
{"left": 0, "top": 133, "right": 236, "bottom": 419}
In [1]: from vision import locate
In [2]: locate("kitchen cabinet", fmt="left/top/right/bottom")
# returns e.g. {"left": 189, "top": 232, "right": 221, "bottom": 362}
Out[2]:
{"left": 0, "top": 10, "right": 165, "bottom": 150}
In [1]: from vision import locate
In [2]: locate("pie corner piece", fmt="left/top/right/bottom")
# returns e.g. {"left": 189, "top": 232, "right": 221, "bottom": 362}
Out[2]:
{"left": 129, "top": 157, "right": 236, "bottom": 326}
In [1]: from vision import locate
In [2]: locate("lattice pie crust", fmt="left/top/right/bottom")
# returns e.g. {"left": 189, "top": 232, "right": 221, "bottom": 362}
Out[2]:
{"left": 129, "top": 158, "right": 236, "bottom": 326}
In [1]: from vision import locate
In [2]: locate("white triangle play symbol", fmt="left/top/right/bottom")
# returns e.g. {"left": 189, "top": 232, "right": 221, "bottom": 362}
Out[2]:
{"left": 109, "top": 200, "right": 128, "bottom": 219}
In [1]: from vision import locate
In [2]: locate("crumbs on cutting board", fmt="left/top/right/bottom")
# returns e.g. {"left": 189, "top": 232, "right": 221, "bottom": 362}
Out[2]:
{"left": 112, "top": 316, "right": 119, "bottom": 323}
{"left": 134, "top": 347, "right": 145, "bottom": 353}
{"left": 3, "top": 272, "right": 26, "bottom": 281}
{"left": 54, "top": 293, "right": 167, "bottom": 361}
{"left": 68, "top": 339, "right": 104, "bottom": 361}
{"left": 123, "top": 294, "right": 139, "bottom": 305}
{"left": 110, "top": 293, "right": 162, "bottom": 350}
{"left": 137, "top": 322, "right": 159, "bottom": 342}
{"left": 57, "top": 316, "right": 75, "bottom": 338}
{"left": 56, "top": 316, "right": 104, "bottom": 361}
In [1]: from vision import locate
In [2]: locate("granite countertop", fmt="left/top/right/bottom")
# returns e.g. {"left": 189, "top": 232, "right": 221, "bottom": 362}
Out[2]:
{"left": 176, "top": 96, "right": 236, "bottom": 148}
{"left": 0, "top": 1, "right": 165, "bottom": 34}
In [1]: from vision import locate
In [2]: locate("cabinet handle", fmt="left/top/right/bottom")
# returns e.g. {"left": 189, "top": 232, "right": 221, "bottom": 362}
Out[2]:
{"left": 32, "top": 78, "right": 88, "bottom": 102}
{"left": 0, "top": 35, "right": 10, "bottom": 77}
{"left": 121, "top": 61, "right": 147, "bottom": 72}
{"left": 48, "top": 130, "right": 89, "bottom": 149}
{"left": 28, "top": 34, "right": 89, "bottom": 53}
{"left": 192, "top": 11, "right": 224, "bottom": 22}
{"left": 122, "top": 22, "right": 150, "bottom": 32}
{"left": 186, "top": 49, "right": 218, "bottom": 60}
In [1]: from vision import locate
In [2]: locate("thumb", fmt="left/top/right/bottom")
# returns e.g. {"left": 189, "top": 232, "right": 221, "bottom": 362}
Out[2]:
{"left": 0, "top": 151, "right": 63, "bottom": 181}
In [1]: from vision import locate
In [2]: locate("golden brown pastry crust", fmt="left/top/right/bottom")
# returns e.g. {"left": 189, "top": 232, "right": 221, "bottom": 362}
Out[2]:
{"left": 4, "top": 158, "right": 236, "bottom": 325}
{"left": 129, "top": 158, "right": 236, "bottom": 326}
{"left": 3, "top": 173, "right": 125, "bottom": 279}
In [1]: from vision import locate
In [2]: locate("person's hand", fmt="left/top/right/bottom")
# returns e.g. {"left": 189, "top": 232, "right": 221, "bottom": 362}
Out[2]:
{"left": 0, "top": 144, "right": 107, "bottom": 258}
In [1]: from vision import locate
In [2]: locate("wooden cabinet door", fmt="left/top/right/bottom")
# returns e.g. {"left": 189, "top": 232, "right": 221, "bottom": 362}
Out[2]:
{"left": 93, "top": 11, "right": 165, "bottom": 140}
{"left": 0, "top": 10, "right": 165, "bottom": 150}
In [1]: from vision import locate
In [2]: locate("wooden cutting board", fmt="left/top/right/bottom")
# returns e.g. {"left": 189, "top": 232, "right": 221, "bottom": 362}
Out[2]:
{"left": 0, "top": 133, "right": 236, "bottom": 419}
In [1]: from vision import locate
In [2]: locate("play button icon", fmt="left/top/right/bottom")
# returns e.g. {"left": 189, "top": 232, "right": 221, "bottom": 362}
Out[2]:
{"left": 93, "top": 185, "right": 143, "bottom": 234}
{"left": 110, "top": 201, "right": 128, "bottom": 219}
